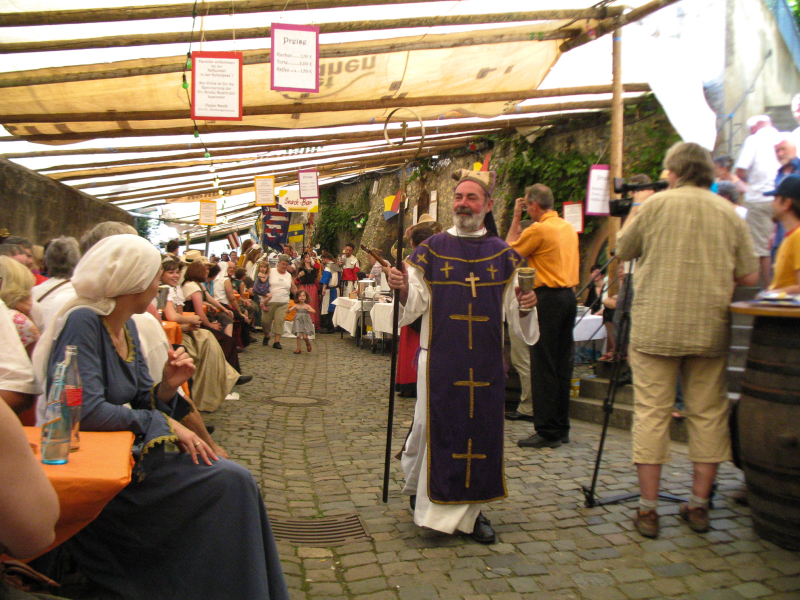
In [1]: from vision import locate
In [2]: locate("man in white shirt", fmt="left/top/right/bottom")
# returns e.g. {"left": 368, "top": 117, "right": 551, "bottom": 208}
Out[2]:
{"left": 735, "top": 114, "right": 781, "bottom": 287}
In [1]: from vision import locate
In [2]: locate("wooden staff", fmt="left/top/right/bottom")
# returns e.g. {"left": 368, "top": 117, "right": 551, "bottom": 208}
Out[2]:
{"left": 382, "top": 189, "right": 405, "bottom": 503}
{"left": 360, "top": 244, "right": 390, "bottom": 268}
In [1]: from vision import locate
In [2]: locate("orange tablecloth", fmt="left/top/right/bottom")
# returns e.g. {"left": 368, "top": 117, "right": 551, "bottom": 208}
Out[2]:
{"left": 162, "top": 320, "right": 183, "bottom": 345}
{"left": 20, "top": 428, "right": 134, "bottom": 559}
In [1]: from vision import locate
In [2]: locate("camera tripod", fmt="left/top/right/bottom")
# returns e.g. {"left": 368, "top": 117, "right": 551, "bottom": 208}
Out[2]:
{"left": 581, "top": 269, "right": 686, "bottom": 508}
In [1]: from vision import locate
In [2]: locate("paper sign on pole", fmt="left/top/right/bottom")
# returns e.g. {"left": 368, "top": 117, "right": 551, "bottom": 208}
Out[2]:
{"left": 270, "top": 24, "right": 320, "bottom": 93}
{"left": 563, "top": 202, "right": 584, "bottom": 233}
{"left": 298, "top": 169, "right": 319, "bottom": 199}
{"left": 191, "top": 51, "right": 243, "bottom": 121}
{"left": 585, "top": 164, "right": 610, "bottom": 216}
{"left": 278, "top": 189, "right": 318, "bottom": 213}
{"left": 255, "top": 176, "right": 276, "bottom": 206}
{"left": 198, "top": 200, "right": 217, "bottom": 226}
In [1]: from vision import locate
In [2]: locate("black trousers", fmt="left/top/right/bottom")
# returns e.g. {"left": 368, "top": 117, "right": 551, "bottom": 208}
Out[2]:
{"left": 530, "top": 287, "right": 577, "bottom": 440}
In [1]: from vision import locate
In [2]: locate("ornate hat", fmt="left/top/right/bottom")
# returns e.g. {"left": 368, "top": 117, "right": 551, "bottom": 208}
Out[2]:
{"left": 452, "top": 169, "right": 497, "bottom": 196}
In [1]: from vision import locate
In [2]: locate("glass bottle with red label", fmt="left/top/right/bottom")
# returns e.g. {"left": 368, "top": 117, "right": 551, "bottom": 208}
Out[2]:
{"left": 64, "top": 345, "right": 83, "bottom": 452}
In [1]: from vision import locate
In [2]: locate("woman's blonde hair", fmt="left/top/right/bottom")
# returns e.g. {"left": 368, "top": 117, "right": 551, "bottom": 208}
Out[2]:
{"left": 0, "top": 256, "right": 35, "bottom": 309}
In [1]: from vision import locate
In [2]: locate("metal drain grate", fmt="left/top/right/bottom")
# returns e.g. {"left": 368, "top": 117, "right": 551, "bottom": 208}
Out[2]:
{"left": 265, "top": 395, "right": 329, "bottom": 407}
{"left": 270, "top": 514, "right": 370, "bottom": 546}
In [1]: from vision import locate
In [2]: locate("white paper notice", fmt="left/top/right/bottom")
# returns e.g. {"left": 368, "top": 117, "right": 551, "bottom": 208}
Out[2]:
{"left": 298, "top": 169, "right": 319, "bottom": 199}
{"left": 563, "top": 202, "right": 584, "bottom": 233}
{"left": 191, "top": 51, "right": 242, "bottom": 121}
{"left": 429, "top": 199, "right": 438, "bottom": 221}
{"left": 271, "top": 24, "right": 319, "bottom": 93}
{"left": 198, "top": 200, "right": 217, "bottom": 226}
{"left": 283, "top": 194, "right": 318, "bottom": 213}
{"left": 585, "top": 165, "right": 610, "bottom": 216}
{"left": 255, "top": 176, "right": 276, "bottom": 206}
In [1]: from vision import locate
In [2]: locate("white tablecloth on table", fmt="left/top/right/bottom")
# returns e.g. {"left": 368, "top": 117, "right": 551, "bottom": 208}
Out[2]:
{"left": 331, "top": 297, "right": 374, "bottom": 337}
{"left": 573, "top": 313, "right": 606, "bottom": 342}
{"left": 365, "top": 303, "right": 606, "bottom": 341}
{"left": 370, "top": 302, "right": 398, "bottom": 336}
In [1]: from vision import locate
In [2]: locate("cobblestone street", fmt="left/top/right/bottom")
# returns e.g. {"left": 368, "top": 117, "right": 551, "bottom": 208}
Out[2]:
{"left": 209, "top": 334, "right": 800, "bottom": 600}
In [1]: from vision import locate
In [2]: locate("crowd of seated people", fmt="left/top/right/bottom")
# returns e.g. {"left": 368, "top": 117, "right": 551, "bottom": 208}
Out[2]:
{"left": 0, "top": 224, "right": 287, "bottom": 600}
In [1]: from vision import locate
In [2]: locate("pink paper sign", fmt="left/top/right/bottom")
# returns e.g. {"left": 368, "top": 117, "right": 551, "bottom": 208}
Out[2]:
{"left": 271, "top": 23, "right": 320, "bottom": 93}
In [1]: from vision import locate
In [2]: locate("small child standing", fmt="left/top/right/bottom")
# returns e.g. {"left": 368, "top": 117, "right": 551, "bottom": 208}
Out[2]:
{"left": 288, "top": 290, "right": 316, "bottom": 353}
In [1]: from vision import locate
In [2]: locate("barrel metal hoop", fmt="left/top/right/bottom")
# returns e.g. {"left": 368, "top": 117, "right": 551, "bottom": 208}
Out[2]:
{"left": 741, "top": 382, "right": 800, "bottom": 406}
{"left": 745, "top": 358, "right": 800, "bottom": 377}
{"left": 742, "top": 471, "right": 800, "bottom": 508}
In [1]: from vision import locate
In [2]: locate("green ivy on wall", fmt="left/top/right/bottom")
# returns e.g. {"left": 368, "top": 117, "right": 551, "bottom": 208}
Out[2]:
{"left": 498, "top": 137, "right": 602, "bottom": 235}
{"left": 312, "top": 185, "right": 360, "bottom": 253}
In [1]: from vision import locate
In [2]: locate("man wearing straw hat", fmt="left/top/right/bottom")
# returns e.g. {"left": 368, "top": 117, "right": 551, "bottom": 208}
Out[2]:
{"left": 388, "top": 169, "right": 538, "bottom": 544}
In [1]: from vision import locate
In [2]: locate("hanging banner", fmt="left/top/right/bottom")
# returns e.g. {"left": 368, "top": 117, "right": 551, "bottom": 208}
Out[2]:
{"left": 298, "top": 168, "right": 319, "bottom": 199}
{"left": 585, "top": 164, "right": 610, "bottom": 216}
{"left": 198, "top": 200, "right": 217, "bottom": 226}
{"left": 255, "top": 175, "right": 276, "bottom": 206}
{"left": 270, "top": 23, "right": 320, "bottom": 93}
{"left": 191, "top": 51, "right": 243, "bottom": 121}
{"left": 288, "top": 222, "right": 304, "bottom": 243}
{"left": 278, "top": 189, "right": 318, "bottom": 213}
{"left": 562, "top": 202, "right": 584, "bottom": 233}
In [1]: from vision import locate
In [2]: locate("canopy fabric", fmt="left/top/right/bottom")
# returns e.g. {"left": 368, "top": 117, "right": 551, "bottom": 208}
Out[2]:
{"left": 0, "top": 0, "right": 688, "bottom": 241}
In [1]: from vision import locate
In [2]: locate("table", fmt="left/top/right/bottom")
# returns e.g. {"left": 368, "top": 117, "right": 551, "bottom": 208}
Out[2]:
{"left": 161, "top": 320, "right": 183, "bottom": 345}
{"left": 18, "top": 428, "right": 134, "bottom": 559}
{"left": 573, "top": 313, "right": 606, "bottom": 342}
{"left": 370, "top": 301, "right": 397, "bottom": 336}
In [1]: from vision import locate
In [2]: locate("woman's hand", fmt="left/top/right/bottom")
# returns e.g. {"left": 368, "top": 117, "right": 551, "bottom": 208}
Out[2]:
{"left": 161, "top": 347, "right": 196, "bottom": 392}
{"left": 170, "top": 419, "right": 218, "bottom": 466}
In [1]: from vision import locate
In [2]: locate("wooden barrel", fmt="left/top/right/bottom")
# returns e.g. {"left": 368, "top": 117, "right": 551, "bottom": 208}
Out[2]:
{"left": 738, "top": 314, "right": 800, "bottom": 550}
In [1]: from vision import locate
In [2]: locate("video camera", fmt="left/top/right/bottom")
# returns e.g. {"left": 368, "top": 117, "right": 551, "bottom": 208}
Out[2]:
{"left": 609, "top": 177, "right": 668, "bottom": 217}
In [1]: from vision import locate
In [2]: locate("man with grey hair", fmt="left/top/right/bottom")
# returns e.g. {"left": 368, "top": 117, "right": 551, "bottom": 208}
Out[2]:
{"left": 260, "top": 254, "right": 297, "bottom": 349}
{"left": 507, "top": 183, "right": 579, "bottom": 449}
{"left": 771, "top": 135, "right": 800, "bottom": 259}
{"left": 32, "top": 236, "right": 81, "bottom": 330}
{"left": 617, "top": 142, "right": 758, "bottom": 539}
{"left": 735, "top": 115, "right": 781, "bottom": 287}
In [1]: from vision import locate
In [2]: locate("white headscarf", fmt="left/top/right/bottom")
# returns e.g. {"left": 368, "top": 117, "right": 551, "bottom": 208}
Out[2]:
{"left": 33, "top": 234, "right": 162, "bottom": 385}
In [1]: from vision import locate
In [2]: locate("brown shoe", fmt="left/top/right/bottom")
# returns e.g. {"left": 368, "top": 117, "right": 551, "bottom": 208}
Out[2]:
{"left": 633, "top": 509, "right": 659, "bottom": 538}
{"left": 679, "top": 503, "right": 710, "bottom": 533}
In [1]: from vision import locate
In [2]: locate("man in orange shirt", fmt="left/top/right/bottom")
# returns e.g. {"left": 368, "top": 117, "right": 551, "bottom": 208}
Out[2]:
{"left": 507, "top": 184, "right": 580, "bottom": 448}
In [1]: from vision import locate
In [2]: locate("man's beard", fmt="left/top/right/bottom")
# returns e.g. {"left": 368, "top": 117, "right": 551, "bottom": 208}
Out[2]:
{"left": 454, "top": 205, "right": 488, "bottom": 232}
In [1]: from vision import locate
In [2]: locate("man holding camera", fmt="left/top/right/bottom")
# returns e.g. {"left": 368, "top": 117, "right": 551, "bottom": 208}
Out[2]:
{"left": 616, "top": 142, "right": 758, "bottom": 539}
{"left": 507, "top": 184, "right": 580, "bottom": 449}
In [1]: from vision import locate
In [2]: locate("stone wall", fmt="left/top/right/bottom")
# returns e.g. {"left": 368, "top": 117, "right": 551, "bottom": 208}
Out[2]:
{"left": 0, "top": 158, "right": 134, "bottom": 245}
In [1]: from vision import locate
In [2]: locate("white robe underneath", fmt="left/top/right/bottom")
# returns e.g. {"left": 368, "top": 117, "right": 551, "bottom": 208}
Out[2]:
{"left": 399, "top": 226, "right": 540, "bottom": 534}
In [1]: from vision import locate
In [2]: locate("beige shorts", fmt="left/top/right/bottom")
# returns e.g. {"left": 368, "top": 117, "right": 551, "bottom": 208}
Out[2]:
{"left": 629, "top": 348, "right": 731, "bottom": 464}
{"left": 262, "top": 302, "right": 289, "bottom": 336}
{"left": 745, "top": 200, "right": 775, "bottom": 257}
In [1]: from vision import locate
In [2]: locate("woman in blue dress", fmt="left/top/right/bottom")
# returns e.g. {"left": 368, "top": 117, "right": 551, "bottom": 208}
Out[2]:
{"left": 32, "top": 234, "right": 288, "bottom": 600}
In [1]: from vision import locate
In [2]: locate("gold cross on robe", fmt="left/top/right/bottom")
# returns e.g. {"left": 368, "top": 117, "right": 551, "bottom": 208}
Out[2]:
{"left": 486, "top": 264, "right": 498, "bottom": 280}
{"left": 465, "top": 272, "right": 480, "bottom": 297}
{"left": 454, "top": 367, "right": 490, "bottom": 418}
{"left": 416, "top": 252, "right": 428, "bottom": 264}
{"left": 449, "top": 303, "right": 489, "bottom": 350}
{"left": 440, "top": 261, "right": 454, "bottom": 279}
{"left": 452, "top": 438, "right": 486, "bottom": 489}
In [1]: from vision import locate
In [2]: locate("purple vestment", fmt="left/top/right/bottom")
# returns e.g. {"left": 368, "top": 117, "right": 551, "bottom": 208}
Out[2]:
{"left": 407, "top": 231, "right": 522, "bottom": 503}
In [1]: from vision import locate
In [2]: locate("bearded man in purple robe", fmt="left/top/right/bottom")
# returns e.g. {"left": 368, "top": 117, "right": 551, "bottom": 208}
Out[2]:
{"left": 387, "top": 169, "right": 539, "bottom": 544}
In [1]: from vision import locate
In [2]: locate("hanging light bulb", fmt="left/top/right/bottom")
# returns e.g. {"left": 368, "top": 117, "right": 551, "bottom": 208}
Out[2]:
{"left": 218, "top": 189, "right": 225, "bottom": 196}
{"left": 209, "top": 165, "right": 216, "bottom": 173}
{"left": 213, "top": 177, "right": 220, "bottom": 188}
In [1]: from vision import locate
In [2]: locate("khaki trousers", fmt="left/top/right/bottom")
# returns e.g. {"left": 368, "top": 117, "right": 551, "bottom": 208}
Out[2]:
{"left": 262, "top": 302, "right": 289, "bottom": 336}
{"left": 629, "top": 348, "right": 731, "bottom": 464}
